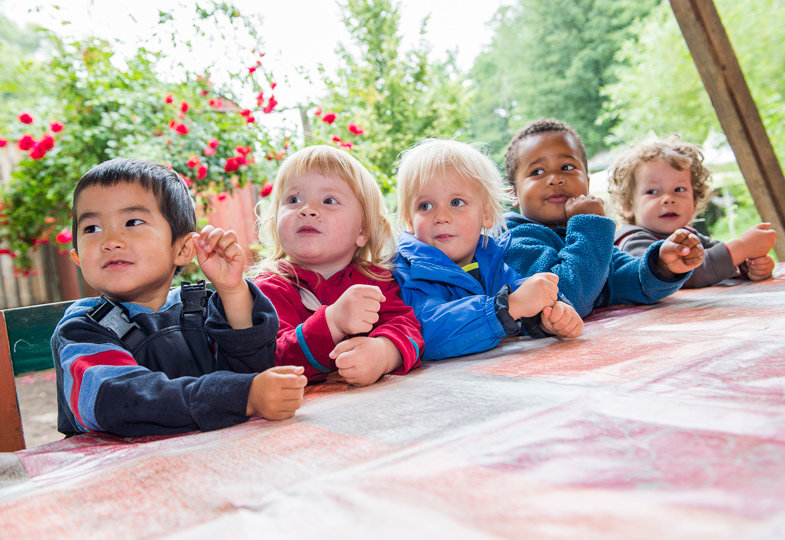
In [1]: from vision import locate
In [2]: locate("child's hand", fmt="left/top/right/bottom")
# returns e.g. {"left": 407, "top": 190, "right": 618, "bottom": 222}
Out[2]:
{"left": 194, "top": 225, "right": 245, "bottom": 292}
{"left": 508, "top": 273, "right": 559, "bottom": 319}
{"left": 540, "top": 300, "right": 583, "bottom": 338}
{"left": 656, "top": 228, "right": 704, "bottom": 276}
{"left": 565, "top": 194, "right": 606, "bottom": 221}
{"left": 325, "top": 285, "right": 385, "bottom": 341}
{"left": 727, "top": 223, "right": 777, "bottom": 264}
{"left": 330, "top": 336, "right": 401, "bottom": 386}
{"left": 746, "top": 255, "right": 775, "bottom": 281}
{"left": 246, "top": 366, "right": 307, "bottom": 420}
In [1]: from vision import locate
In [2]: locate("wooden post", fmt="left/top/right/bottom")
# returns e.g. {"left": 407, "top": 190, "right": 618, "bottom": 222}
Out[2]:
{"left": 0, "top": 311, "right": 25, "bottom": 451}
{"left": 670, "top": 0, "right": 785, "bottom": 259}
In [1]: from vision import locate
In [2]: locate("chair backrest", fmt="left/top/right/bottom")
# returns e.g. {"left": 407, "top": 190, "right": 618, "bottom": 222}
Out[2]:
{"left": 0, "top": 301, "right": 74, "bottom": 452}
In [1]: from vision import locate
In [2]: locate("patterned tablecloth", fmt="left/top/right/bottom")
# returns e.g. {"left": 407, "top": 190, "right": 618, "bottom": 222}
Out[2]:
{"left": 1, "top": 267, "right": 784, "bottom": 538}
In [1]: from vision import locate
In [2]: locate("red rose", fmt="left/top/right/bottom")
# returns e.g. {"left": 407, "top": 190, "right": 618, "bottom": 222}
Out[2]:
{"left": 30, "top": 144, "right": 47, "bottom": 159}
{"left": 322, "top": 112, "right": 336, "bottom": 124}
{"left": 246, "top": 116, "right": 255, "bottom": 124}
{"left": 0, "top": 139, "right": 7, "bottom": 147}
{"left": 217, "top": 192, "right": 228, "bottom": 201}
{"left": 200, "top": 90, "right": 209, "bottom": 96}
{"left": 224, "top": 157, "right": 239, "bottom": 172}
{"left": 260, "top": 183, "right": 273, "bottom": 197}
{"left": 0, "top": 248, "right": 11, "bottom": 255}
{"left": 348, "top": 123, "right": 364, "bottom": 135}
{"left": 175, "top": 123, "right": 189, "bottom": 135}
{"left": 235, "top": 155, "right": 247, "bottom": 166}
{"left": 168, "top": 120, "right": 177, "bottom": 128}
{"left": 341, "top": 142, "right": 353, "bottom": 150}
{"left": 197, "top": 165, "right": 208, "bottom": 179}
{"left": 271, "top": 81, "right": 277, "bottom": 90}
{"left": 187, "top": 156, "right": 200, "bottom": 168}
{"left": 203, "top": 147, "right": 216, "bottom": 156}
{"left": 208, "top": 138, "right": 220, "bottom": 148}
{"left": 39, "top": 133, "right": 55, "bottom": 150}
{"left": 18, "top": 113, "right": 33, "bottom": 124}
{"left": 18, "top": 134, "right": 35, "bottom": 150}
{"left": 235, "top": 146, "right": 251, "bottom": 155}
{"left": 50, "top": 122, "right": 64, "bottom": 133}
{"left": 180, "top": 102, "right": 190, "bottom": 113}
{"left": 239, "top": 109, "right": 251, "bottom": 117}
{"left": 331, "top": 136, "right": 342, "bottom": 143}
{"left": 263, "top": 95, "right": 277, "bottom": 114}
{"left": 56, "top": 228, "right": 73, "bottom": 244}
{"left": 314, "top": 107, "right": 322, "bottom": 116}
{"left": 165, "top": 94, "right": 174, "bottom": 104}
{"left": 181, "top": 175, "right": 192, "bottom": 187}
{"left": 256, "top": 91, "right": 265, "bottom": 106}
{"left": 248, "top": 66, "right": 257, "bottom": 74}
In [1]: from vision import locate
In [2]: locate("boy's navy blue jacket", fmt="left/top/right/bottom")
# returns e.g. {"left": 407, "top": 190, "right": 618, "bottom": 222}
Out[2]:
{"left": 394, "top": 231, "right": 543, "bottom": 361}
{"left": 52, "top": 281, "right": 278, "bottom": 437}
{"left": 503, "top": 212, "right": 690, "bottom": 318}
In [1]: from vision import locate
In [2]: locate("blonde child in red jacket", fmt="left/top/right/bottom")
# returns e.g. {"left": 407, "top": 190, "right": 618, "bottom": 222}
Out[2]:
{"left": 251, "top": 145, "right": 423, "bottom": 386}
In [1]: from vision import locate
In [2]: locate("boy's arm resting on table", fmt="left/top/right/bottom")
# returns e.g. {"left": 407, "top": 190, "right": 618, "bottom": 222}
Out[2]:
{"left": 606, "top": 241, "right": 691, "bottom": 306}
{"left": 206, "top": 280, "right": 279, "bottom": 372}
{"left": 53, "top": 320, "right": 254, "bottom": 437}
{"left": 254, "top": 275, "right": 338, "bottom": 382}
{"left": 504, "top": 214, "right": 616, "bottom": 318}
{"left": 617, "top": 227, "right": 736, "bottom": 288}
{"left": 367, "top": 278, "right": 423, "bottom": 373}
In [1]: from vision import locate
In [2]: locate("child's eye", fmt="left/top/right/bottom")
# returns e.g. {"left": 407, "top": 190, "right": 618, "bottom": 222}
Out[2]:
{"left": 645, "top": 189, "right": 658, "bottom": 195}
{"left": 285, "top": 195, "right": 301, "bottom": 205}
{"left": 562, "top": 164, "right": 576, "bottom": 171}
{"left": 323, "top": 196, "right": 338, "bottom": 205}
{"left": 83, "top": 224, "right": 100, "bottom": 234}
{"left": 450, "top": 198, "right": 466, "bottom": 207}
{"left": 675, "top": 187, "right": 687, "bottom": 193}
{"left": 417, "top": 201, "right": 433, "bottom": 211}
{"left": 530, "top": 168, "right": 545, "bottom": 176}
{"left": 126, "top": 218, "right": 144, "bottom": 227}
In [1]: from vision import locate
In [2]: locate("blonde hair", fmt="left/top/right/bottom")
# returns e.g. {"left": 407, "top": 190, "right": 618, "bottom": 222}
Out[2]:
{"left": 608, "top": 135, "right": 713, "bottom": 224}
{"left": 252, "top": 145, "right": 393, "bottom": 280}
{"left": 396, "top": 139, "right": 511, "bottom": 241}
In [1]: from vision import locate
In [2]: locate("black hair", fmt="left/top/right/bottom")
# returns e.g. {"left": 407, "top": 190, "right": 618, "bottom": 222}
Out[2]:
{"left": 504, "top": 118, "right": 588, "bottom": 188}
{"left": 71, "top": 158, "right": 196, "bottom": 274}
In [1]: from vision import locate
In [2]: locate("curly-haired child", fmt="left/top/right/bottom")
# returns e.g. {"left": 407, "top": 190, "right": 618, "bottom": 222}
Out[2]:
{"left": 609, "top": 136, "right": 777, "bottom": 287}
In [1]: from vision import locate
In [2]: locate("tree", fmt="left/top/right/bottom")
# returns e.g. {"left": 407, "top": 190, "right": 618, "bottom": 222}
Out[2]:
{"left": 307, "top": 0, "right": 472, "bottom": 192}
{"left": 468, "top": 0, "right": 657, "bottom": 160}
{"left": 0, "top": 4, "right": 295, "bottom": 269}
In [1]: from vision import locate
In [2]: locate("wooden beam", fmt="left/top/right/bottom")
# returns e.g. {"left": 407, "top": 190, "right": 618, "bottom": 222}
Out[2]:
{"left": 0, "top": 311, "right": 26, "bottom": 452}
{"left": 670, "top": 0, "right": 785, "bottom": 259}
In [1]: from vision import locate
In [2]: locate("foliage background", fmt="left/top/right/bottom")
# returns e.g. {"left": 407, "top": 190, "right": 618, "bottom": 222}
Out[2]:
{"left": 1, "top": 0, "right": 783, "bottom": 272}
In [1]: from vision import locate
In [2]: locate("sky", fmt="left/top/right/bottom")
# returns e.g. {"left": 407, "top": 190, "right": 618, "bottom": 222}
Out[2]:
{"left": 1, "top": 0, "right": 506, "bottom": 106}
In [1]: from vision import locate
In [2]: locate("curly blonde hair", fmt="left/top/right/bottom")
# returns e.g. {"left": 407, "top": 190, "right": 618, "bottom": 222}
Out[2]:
{"left": 608, "top": 135, "right": 713, "bottom": 224}
{"left": 251, "top": 145, "right": 393, "bottom": 281}
{"left": 396, "top": 139, "right": 511, "bottom": 241}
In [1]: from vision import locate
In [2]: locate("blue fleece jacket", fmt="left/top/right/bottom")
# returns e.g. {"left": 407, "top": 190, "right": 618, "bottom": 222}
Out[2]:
{"left": 502, "top": 212, "right": 689, "bottom": 318}
{"left": 393, "top": 231, "right": 538, "bottom": 361}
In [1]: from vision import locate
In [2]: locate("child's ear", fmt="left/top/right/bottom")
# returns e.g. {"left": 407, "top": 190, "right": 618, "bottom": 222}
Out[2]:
{"left": 69, "top": 249, "right": 80, "bottom": 267}
{"left": 622, "top": 207, "right": 635, "bottom": 222}
{"left": 174, "top": 232, "right": 197, "bottom": 266}
{"left": 355, "top": 229, "right": 369, "bottom": 248}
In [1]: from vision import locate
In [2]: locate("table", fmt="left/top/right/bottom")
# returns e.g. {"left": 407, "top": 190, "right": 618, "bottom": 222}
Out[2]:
{"left": 2, "top": 267, "right": 784, "bottom": 538}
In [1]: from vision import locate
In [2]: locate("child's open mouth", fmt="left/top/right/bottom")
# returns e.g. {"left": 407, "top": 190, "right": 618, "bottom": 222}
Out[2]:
{"left": 660, "top": 212, "right": 679, "bottom": 218}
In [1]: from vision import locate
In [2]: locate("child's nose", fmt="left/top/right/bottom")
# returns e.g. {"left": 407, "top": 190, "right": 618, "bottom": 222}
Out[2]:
{"left": 434, "top": 208, "right": 451, "bottom": 223}
{"left": 101, "top": 230, "right": 126, "bottom": 250}
{"left": 299, "top": 204, "right": 319, "bottom": 217}
{"left": 546, "top": 173, "right": 564, "bottom": 185}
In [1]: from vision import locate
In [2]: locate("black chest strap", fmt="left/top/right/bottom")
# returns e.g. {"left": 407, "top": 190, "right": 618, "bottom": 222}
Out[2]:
{"left": 86, "top": 296, "right": 147, "bottom": 350}
{"left": 86, "top": 280, "right": 210, "bottom": 350}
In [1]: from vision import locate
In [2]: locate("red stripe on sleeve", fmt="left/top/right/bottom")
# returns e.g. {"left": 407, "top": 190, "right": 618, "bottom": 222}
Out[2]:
{"left": 70, "top": 350, "right": 138, "bottom": 427}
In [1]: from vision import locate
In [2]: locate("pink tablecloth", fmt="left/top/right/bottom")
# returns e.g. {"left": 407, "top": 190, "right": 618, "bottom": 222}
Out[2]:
{"left": 2, "top": 268, "right": 784, "bottom": 538}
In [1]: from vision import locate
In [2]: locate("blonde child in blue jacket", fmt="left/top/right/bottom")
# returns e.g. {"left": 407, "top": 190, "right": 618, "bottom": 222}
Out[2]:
{"left": 393, "top": 139, "right": 582, "bottom": 360}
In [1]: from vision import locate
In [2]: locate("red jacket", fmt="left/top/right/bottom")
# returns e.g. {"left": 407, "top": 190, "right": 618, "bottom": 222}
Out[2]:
{"left": 254, "top": 263, "right": 423, "bottom": 382}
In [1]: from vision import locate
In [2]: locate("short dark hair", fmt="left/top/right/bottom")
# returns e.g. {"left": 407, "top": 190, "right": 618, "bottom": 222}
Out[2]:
{"left": 504, "top": 118, "right": 588, "bottom": 188}
{"left": 72, "top": 158, "right": 196, "bottom": 273}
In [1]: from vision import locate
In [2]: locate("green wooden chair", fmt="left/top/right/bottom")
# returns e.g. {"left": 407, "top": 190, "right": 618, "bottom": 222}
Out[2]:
{"left": 0, "top": 301, "right": 73, "bottom": 452}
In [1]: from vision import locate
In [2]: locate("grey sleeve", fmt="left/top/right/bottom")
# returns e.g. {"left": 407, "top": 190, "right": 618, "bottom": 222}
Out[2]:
{"left": 682, "top": 237, "right": 738, "bottom": 288}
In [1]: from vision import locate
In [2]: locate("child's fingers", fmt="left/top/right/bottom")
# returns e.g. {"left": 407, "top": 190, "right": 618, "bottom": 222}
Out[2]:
{"left": 532, "top": 272, "right": 559, "bottom": 285}
{"left": 269, "top": 365, "right": 305, "bottom": 376}
{"left": 329, "top": 338, "right": 361, "bottom": 359}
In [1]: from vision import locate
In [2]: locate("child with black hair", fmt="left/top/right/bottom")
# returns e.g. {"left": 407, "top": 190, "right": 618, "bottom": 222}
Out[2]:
{"left": 502, "top": 119, "right": 705, "bottom": 318}
{"left": 53, "top": 158, "right": 306, "bottom": 438}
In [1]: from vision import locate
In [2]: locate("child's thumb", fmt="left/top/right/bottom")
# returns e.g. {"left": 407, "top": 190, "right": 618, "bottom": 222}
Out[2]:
{"left": 270, "top": 365, "right": 304, "bottom": 375}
